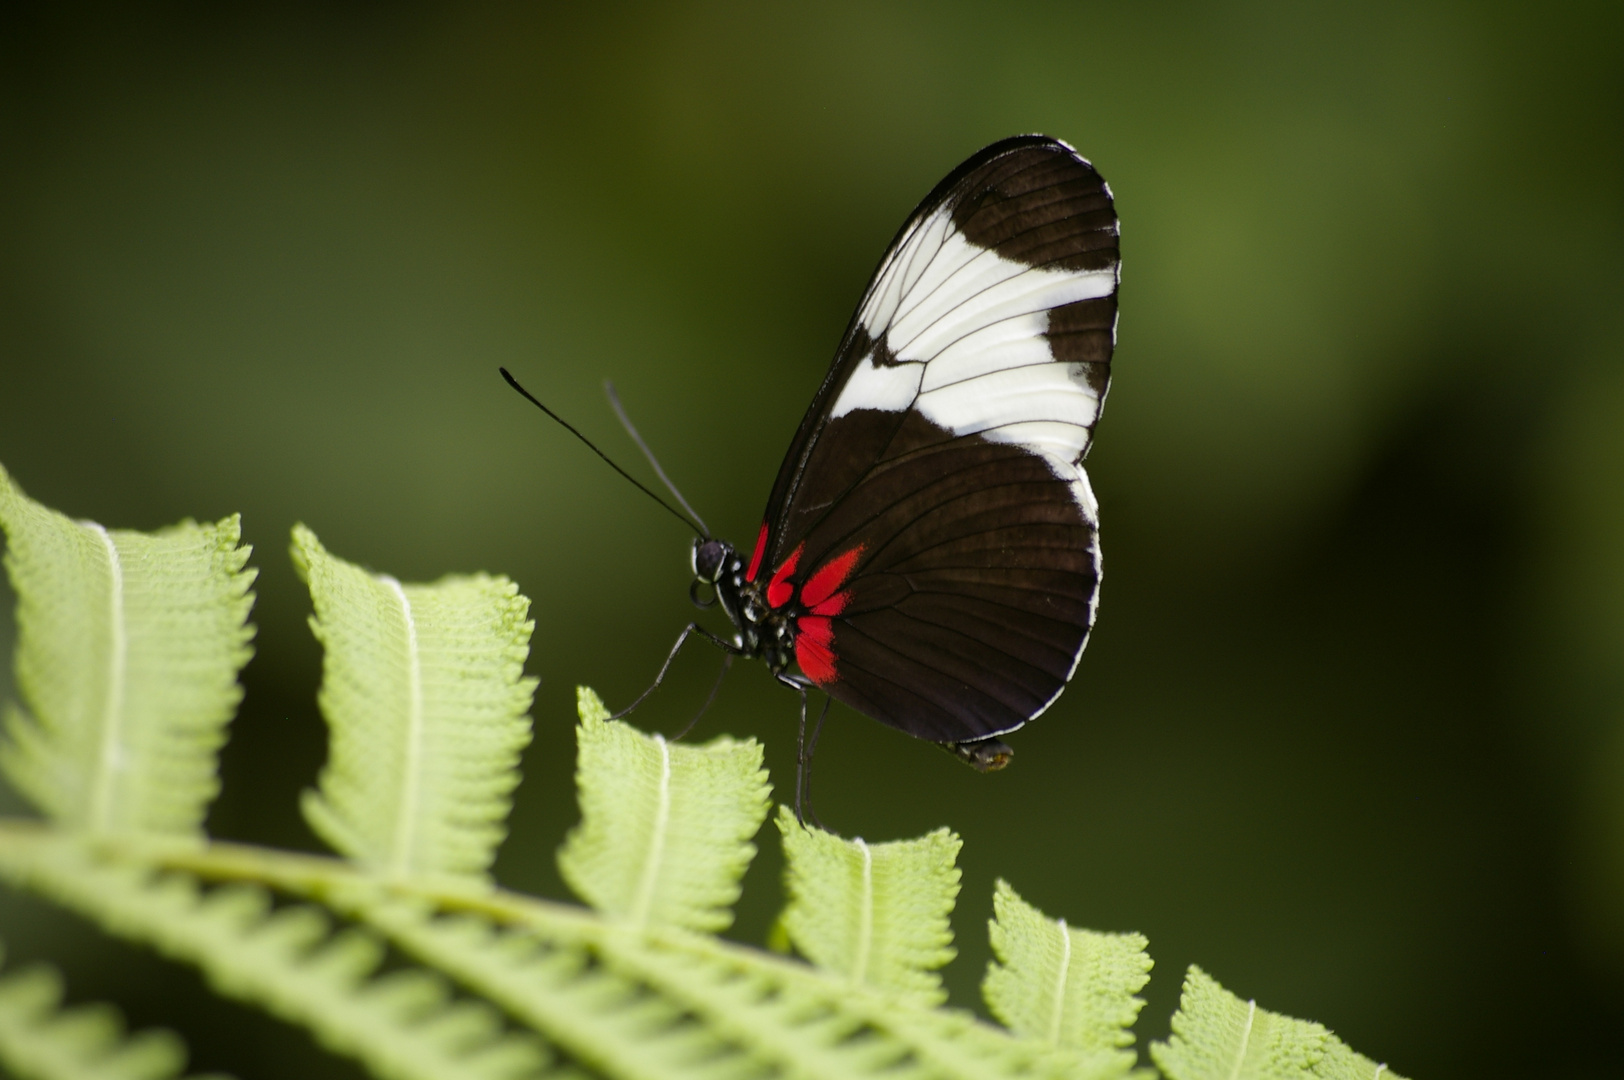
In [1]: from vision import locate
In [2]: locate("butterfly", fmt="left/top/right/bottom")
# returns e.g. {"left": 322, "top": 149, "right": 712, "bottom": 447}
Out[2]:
{"left": 506, "top": 134, "right": 1118, "bottom": 815}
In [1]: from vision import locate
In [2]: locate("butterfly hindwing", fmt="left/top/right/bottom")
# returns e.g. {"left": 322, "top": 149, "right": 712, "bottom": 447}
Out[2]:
{"left": 752, "top": 136, "right": 1119, "bottom": 744}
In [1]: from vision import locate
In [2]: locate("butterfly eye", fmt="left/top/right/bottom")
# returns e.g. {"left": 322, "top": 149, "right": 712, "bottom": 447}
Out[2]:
{"left": 691, "top": 539, "right": 729, "bottom": 583}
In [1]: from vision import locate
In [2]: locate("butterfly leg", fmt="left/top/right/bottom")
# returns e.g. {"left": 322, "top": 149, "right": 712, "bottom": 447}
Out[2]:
{"left": 779, "top": 673, "right": 832, "bottom": 830}
{"left": 672, "top": 651, "right": 733, "bottom": 740}
{"left": 802, "top": 693, "right": 833, "bottom": 831}
{"left": 787, "top": 677, "right": 811, "bottom": 827}
{"left": 612, "top": 622, "right": 744, "bottom": 720}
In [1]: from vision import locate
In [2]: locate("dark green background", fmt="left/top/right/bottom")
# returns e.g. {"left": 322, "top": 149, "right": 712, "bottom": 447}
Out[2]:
{"left": 1, "top": 4, "right": 1620, "bottom": 1077}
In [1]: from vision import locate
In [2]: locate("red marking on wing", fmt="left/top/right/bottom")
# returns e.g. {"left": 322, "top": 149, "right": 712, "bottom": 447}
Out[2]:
{"left": 745, "top": 521, "right": 769, "bottom": 582}
{"left": 811, "top": 591, "right": 850, "bottom": 617}
{"left": 766, "top": 543, "right": 804, "bottom": 608}
{"left": 800, "top": 545, "right": 865, "bottom": 610}
{"left": 796, "top": 615, "right": 837, "bottom": 684}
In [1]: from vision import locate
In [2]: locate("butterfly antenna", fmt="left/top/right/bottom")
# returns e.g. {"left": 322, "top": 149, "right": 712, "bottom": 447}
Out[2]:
{"left": 603, "top": 380, "right": 711, "bottom": 538}
{"left": 500, "top": 367, "right": 708, "bottom": 538}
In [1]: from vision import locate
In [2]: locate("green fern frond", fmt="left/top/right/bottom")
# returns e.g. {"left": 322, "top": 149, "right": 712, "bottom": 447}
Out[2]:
{"left": 364, "top": 893, "right": 986, "bottom": 1080}
{"left": 0, "top": 825, "right": 1104, "bottom": 1080}
{"left": 982, "top": 879, "right": 1151, "bottom": 1077}
{"left": 558, "top": 688, "right": 770, "bottom": 932}
{"left": 0, "top": 942, "right": 217, "bottom": 1080}
{"left": 775, "top": 806, "right": 959, "bottom": 1006}
{"left": 0, "top": 465, "right": 1410, "bottom": 1080}
{"left": 291, "top": 525, "right": 536, "bottom": 884}
{"left": 355, "top": 877, "right": 1135, "bottom": 1080}
{"left": 252, "top": 841, "right": 1123, "bottom": 1080}
{"left": 1150, "top": 966, "right": 1406, "bottom": 1080}
{"left": 0, "top": 833, "right": 559, "bottom": 1080}
{"left": 0, "top": 464, "right": 255, "bottom": 836}
{"left": 361, "top": 895, "right": 755, "bottom": 1080}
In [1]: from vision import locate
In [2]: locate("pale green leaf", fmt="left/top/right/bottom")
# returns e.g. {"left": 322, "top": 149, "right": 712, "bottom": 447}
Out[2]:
{"left": 982, "top": 879, "right": 1151, "bottom": 1075}
{"left": 0, "top": 836, "right": 557, "bottom": 1080}
{"left": 0, "top": 943, "right": 215, "bottom": 1080}
{"left": 0, "top": 463, "right": 255, "bottom": 836}
{"left": 1150, "top": 966, "right": 1407, "bottom": 1080}
{"left": 291, "top": 524, "right": 537, "bottom": 883}
{"left": 558, "top": 687, "right": 770, "bottom": 932}
{"left": 776, "top": 806, "right": 959, "bottom": 1006}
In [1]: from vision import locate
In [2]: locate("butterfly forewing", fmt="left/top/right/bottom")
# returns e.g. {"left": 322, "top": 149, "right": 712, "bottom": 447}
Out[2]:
{"left": 751, "top": 136, "right": 1119, "bottom": 745}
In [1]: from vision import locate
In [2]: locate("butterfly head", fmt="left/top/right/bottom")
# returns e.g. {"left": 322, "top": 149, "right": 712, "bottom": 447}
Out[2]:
{"left": 691, "top": 537, "right": 755, "bottom": 651}
{"left": 691, "top": 538, "right": 733, "bottom": 585}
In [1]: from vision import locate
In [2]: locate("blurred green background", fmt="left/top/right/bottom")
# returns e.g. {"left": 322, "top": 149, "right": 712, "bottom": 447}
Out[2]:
{"left": 1, "top": 2, "right": 1620, "bottom": 1077}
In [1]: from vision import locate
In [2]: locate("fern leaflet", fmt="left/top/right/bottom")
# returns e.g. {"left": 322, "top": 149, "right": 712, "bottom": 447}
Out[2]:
{"left": 292, "top": 525, "right": 536, "bottom": 884}
{"left": 776, "top": 805, "right": 959, "bottom": 1007}
{"left": 0, "top": 464, "right": 255, "bottom": 837}
{"left": 0, "top": 940, "right": 215, "bottom": 1080}
{"left": 982, "top": 879, "right": 1151, "bottom": 1077}
{"left": 1150, "top": 966, "right": 1407, "bottom": 1080}
{"left": 558, "top": 688, "right": 769, "bottom": 932}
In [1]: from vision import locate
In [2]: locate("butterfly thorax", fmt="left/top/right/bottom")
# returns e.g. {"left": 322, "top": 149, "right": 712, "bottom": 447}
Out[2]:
{"left": 694, "top": 537, "right": 798, "bottom": 674}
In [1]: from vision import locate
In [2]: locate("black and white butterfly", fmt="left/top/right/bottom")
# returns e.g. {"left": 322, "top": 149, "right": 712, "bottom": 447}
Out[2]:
{"left": 507, "top": 134, "right": 1118, "bottom": 808}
